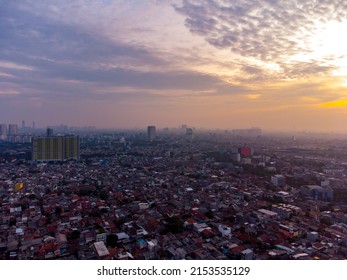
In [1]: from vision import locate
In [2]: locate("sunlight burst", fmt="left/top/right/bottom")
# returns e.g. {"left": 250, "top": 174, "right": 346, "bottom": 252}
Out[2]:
{"left": 306, "top": 21, "right": 347, "bottom": 76}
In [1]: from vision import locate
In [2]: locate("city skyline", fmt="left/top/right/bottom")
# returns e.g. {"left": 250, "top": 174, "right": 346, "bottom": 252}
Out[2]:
{"left": 1, "top": 1, "right": 347, "bottom": 132}
{"left": 1, "top": 126, "right": 346, "bottom": 261}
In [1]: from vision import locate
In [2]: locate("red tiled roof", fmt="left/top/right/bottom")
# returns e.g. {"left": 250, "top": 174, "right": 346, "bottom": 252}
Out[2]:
{"left": 230, "top": 244, "right": 245, "bottom": 253}
{"left": 186, "top": 218, "right": 196, "bottom": 224}
{"left": 312, "top": 242, "right": 325, "bottom": 250}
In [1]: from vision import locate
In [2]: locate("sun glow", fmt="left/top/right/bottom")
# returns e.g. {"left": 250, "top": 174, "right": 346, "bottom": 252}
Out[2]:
{"left": 298, "top": 21, "right": 347, "bottom": 77}
{"left": 310, "top": 21, "right": 347, "bottom": 57}
{"left": 319, "top": 99, "right": 347, "bottom": 108}
{"left": 247, "top": 94, "right": 261, "bottom": 100}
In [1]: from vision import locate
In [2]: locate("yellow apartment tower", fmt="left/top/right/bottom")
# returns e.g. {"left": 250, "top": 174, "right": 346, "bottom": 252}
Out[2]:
{"left": 31, "top": 135, "right": 80, "bottom": 161}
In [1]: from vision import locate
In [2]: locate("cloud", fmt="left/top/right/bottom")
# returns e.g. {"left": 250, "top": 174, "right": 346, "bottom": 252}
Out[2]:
{"left": 0, "top": 0, "right": 251, "bottom": 107}
{"left": 1, "top": 0, "right": 346, "bottom": 130}
{"left": 0, "top": 4, "right": 164, "bottom": 68}
{"left": 280, "top": 61, "right": 337, "bottom": 79}
{"left": 174, "top": 0, "right": 347, "bottom": 79}
{"left": 1, "top": 63, "right": 248, "bottom": 99}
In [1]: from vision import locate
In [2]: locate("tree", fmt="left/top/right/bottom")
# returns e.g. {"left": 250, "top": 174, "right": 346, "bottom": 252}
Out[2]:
{"left": 205, "top": 210, "right": 214, "bottom": 219}
{"left": 165, "top": 216, "right": 183, "bottom": 234}
{"left": 106, "top": 234, "right": 118, "bottom": 248}
{"left": 320, "top": 217, "right": 333, "bottom": 226}
{"left": 100, "top": 207, "right": 109, "bottom": 214}
{"left": 70, "top": 230, "right": 81, "bottom": 240}
{"left": 54, "top": 206, "right": 62, "bottom": 216}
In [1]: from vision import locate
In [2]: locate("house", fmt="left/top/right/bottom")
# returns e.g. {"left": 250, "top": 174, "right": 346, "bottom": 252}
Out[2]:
{"left": 93, "top": 241, "right": 110, "bottom": 259}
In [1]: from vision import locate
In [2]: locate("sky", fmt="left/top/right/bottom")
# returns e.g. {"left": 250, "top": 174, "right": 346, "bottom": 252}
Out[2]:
{"left": 1, "top": 0, "right": 347, "bottom": 132}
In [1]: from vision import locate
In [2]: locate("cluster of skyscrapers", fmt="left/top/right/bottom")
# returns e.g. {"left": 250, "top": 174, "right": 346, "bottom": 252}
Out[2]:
{"left": 0, "top": 123, "right": 30, "bottom": 142}
{"left": 0, "top": 121, "right": 39, "bottom": 143}
{"left": 0, "top": 123, "right": 18, "bottom": 139}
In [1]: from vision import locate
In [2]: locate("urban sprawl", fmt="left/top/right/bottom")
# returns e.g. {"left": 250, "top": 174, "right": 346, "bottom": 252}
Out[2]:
{"left": 0, "top": 125, "right": 347, "bottom": 260}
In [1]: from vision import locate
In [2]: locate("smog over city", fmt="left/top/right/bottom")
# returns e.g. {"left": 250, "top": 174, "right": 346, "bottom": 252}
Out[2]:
{"left": 0, "top": 0, "right": 347, "bottom": 264}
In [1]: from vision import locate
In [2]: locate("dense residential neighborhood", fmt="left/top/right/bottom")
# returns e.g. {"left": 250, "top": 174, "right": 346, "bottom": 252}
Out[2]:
{"left": 0, "top": 128, "right": 346, "bottom": 260}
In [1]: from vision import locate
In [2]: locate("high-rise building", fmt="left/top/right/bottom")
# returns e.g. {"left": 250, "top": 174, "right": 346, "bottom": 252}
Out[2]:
{"left": 22, "top": 120, "right": 25, "bottom": 129}
{"left": 147, "top": 126, "right": 156, "bottom": 140}
{"left": 32, "top": 136, "right": 63, "bottom": 161}
{"left": 0, "top": 124, "right": 7, "bottom": 140}
{"left": 0, "top": 124, "right": 7, "bottom": 135}
{"left": 186, "top": 128, "right": 194, "bottom": 140}
{"left": 239, "top": 146, "right": 252, "bottom": 157}
{"left": 31, "top": 135, "right": 80, "bottom": 161}
{"left": 63, "top": 135, "right": 80, "bottom": 160}
{"left": 271, "top": 174, "right": 286, "bottom": 187}
{"left": 8, "top": 124, "right": 18, "bottom": 135}
{"left": 47, "top": 128, "right": 53, "bottom": 137}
